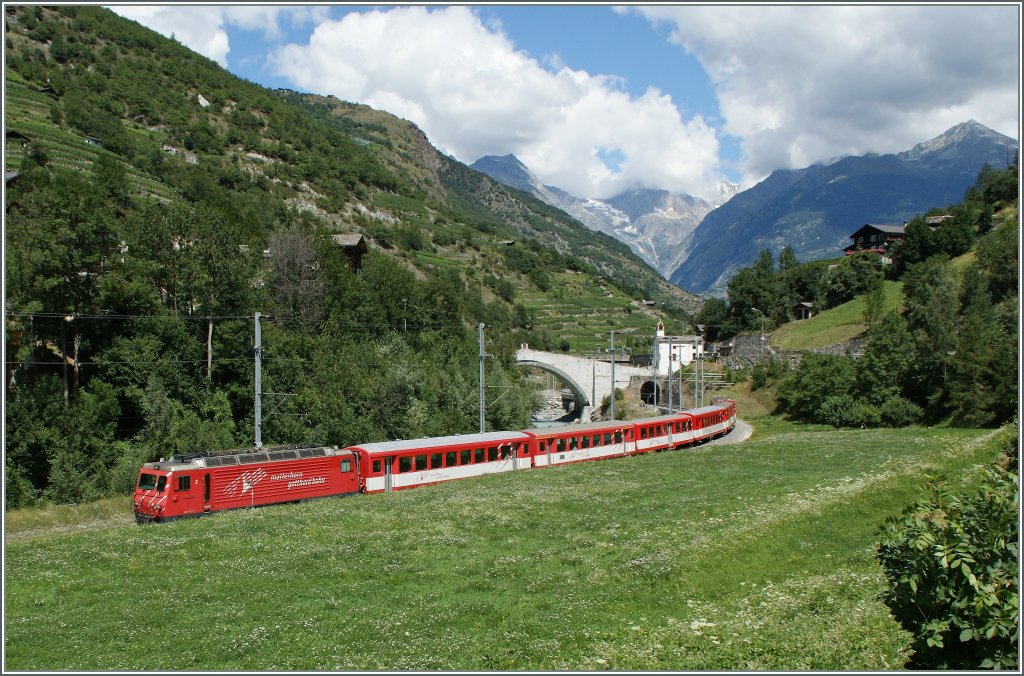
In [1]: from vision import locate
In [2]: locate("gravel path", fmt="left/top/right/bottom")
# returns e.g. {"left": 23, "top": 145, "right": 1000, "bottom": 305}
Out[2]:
{"left": 705, "top": 417, "right": 754, "bottom": 446}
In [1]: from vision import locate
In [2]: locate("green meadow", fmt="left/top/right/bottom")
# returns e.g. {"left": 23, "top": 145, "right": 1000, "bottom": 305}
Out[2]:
{"left": 4, "top": 423, "right": 1003, "bottom": 670}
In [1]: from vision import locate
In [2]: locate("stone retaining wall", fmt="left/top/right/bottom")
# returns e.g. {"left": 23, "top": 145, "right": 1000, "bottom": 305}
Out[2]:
{"left": 715, "top": 334, "right": 864, "bottom": 370}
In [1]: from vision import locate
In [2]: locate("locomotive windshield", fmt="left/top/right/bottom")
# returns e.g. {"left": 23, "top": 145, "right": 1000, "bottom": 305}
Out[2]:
{"left": 137, "top": 473, "right": 166, "bottom": 492}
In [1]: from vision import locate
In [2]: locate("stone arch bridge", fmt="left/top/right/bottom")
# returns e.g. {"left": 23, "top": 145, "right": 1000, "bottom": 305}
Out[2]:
{"left": 514, "top": 346, "right": 653, "bottom": 420}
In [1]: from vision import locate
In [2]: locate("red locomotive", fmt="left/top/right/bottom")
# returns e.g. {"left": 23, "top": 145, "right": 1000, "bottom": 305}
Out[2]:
{"left": 134, "top": 398, "right": 737, "bottom": 523}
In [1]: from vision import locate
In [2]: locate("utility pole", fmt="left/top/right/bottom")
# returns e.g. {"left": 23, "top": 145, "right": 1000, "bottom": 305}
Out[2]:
{"left": 667, "top": 336, "right": 673, "bottom": 413}
{"left": 699, "top": 354, "right": 705, "bottom": 407}
{"left": 693, "top": 353, "right": 699, "bottom": 409}
{"left": 609, "top": 330, "right": 616, "bottom": 421}
{"left": 254, "top": 312, "right": 263, "bottom": 448}
{"left": 478, "top": 323, "right": 486, "bottom": 433}
{"left": 679, "top": 348, "right": 685, "bottom": 411}
{"left": 751, "top": 306, "right": 766, "bottom": 358}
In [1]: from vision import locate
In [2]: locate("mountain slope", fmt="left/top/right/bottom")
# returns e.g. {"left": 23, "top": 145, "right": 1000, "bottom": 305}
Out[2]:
{"left": 4, "top": 6, "right": 700, "bottom": 332}
{"left": 670, "top": 121, "right": 1018, "bottom": 295}
{"left": 470, "top": 154, "right": 737, "bottom": 279}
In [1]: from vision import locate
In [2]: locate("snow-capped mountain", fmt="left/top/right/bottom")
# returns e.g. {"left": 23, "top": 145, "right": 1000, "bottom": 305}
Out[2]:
{"left": 669, "top": 120, "right": 1018, "bottom": 295}
{"left": 469, "top": 154, "right": 738, "bottom": 278}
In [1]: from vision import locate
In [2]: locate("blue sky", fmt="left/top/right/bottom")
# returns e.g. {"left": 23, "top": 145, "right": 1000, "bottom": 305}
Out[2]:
{"left": 109, "top": 4, "right": 1020, "bottom": 200}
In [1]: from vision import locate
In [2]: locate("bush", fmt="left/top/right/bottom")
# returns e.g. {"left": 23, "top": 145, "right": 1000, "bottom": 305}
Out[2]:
{"left": 879, "top": 396, "right": 924, "bottom": 427}
{"left": 817, "top": 394, "right": 880, "bottom": 429}
{"left": 876, "top": 429, "right": 1019, "bottom": 669}
{"left": 750, "top": 358, "right": 785, "bottom": 390}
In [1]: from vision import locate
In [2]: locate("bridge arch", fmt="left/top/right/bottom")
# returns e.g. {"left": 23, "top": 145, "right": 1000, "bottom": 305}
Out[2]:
{"left": 515, "top": 360, "right": 590, "bottom": 412}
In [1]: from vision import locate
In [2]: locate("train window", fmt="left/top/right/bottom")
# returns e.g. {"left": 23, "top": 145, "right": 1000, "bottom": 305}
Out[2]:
{"left": 569, "top": 437, "right": 578, "bottom": 451}
{"left": 446, "top": 451, "right": 457, "bottom": 467}
{"left": 604, "top": 433, "right": 612, "bottom": 445}
{"left": 177, "top": 476, "right": 190, "bottom": 491}
{"left": 341, "top": 460, "right": 351, "bottom": 473}
{"left": 487, "top": 447, "right": 498, "bottom": 462}
{"left": 614, "top": 431, "right": 623, "bottom": 444}
{"left": 415, "top": 455, "right": 428, "bottom": 471}
{"left": 138, "top": 473, "right": 158, "bottom": 491}
{"left": 461, "top": 449, "right": 472, "bottom": 465}
{"left": 474, "top": 448, "right": 485, "bottom": 463}
{"left": 430, "top": 453, "right": 442, "bottom": 469}
{"left": 373, "top": 460, "right": 382, "bottom": 473}
{"left": 500, "top": 445, "right": 511, "bottom": 460}
{"left": 556, "top": 438, "right": 566, "bottom": 453}
{"left": 155, "top": 476, "right": 167, "bottom": 493}
{"left": 639, "top": 427, "right": 647, "bottom": 439}
{"left": 399, "top": 456, "right": 412, "bottom": 473}
{"left": 581, "top": 436, "right": 590, "bottom": 449}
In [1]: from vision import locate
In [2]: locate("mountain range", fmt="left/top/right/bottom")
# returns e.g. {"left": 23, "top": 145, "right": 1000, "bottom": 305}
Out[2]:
{"left": 470, "top": 154, "right": 739, "bottom": 279}
{"left": 473, "top": 121, "right": 1017, "bottom": 296}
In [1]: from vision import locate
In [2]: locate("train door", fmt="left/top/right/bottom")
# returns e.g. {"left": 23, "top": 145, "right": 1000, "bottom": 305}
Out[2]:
{"left": 203, "top": 473, "right": 211, "bottom": 512}
{"left": 175, "top": 473, "right": 198, "bottom": 515}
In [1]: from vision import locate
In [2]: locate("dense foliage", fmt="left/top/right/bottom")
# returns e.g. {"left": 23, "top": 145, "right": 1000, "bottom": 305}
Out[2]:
{"left": 6, "top": 6, "right": 685, "bottom": 508}
{"left": 877, "top": 423, "right": 1019, "bottom": 669}
{"left": 756, "top": 163, "right": 1018, "bottom": 428}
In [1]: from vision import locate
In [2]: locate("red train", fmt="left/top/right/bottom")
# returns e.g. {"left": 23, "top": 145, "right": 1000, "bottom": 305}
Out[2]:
{"left": 133, "top": 398, "right": 736, "bottom": 523}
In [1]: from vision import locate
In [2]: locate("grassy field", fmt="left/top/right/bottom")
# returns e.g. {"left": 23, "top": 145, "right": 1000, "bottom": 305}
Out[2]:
{"left": 771, "top": 280, "right": 904, "bottom": 350}
{"left": 4, "top": 423, "right": 1003, "bottom": 670}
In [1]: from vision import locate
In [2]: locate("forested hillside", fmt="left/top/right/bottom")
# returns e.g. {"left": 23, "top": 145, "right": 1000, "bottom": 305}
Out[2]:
{"left": 3, "top": 6, "right": 695, "bottom": 508}
{"left": 698, "top": 163, "right": 1019, "bottom": 428}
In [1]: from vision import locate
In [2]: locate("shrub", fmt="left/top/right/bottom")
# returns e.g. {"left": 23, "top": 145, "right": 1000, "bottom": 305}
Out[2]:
{"left": 876, "top": 430, "right": 1019, "bottom": 669}
{"left": 750, "top": 357, "right": 786, "bottom": 390}
{"left": 818, "top": 394, "right": 880, "bottom": 429}
{"left": 879, "top": 396, "right": 924, "bottom": 427}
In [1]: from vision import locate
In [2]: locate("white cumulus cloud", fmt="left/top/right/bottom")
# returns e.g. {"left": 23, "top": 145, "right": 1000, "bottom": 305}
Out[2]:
{"left": 107, "top": 5, "right": 328, "bottom": 67}
{"left": 630, "top": 5, "right": 1020, "bottom": 185}
{"left": 267, "top": 6, "right": 725, "bottom": 199}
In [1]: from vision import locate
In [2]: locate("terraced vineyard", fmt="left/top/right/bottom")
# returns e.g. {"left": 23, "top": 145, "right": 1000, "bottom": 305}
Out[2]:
{"left": 5, "top": 76, "right": 177, "bottom": 202}
{"left": 519, "top": 271, "right": 665, "bottom": 353}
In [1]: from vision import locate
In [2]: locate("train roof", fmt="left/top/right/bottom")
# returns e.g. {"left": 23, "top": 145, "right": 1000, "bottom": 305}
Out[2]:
{"left": 687, "top": 403, "right": 732, "bottom": 416}
{"left": 141, "top": 445, "right": 349, "bottom": 471}
{"left": 347, "top": 431, "right": 531, "bottom": 456}
{"left": 521, "top": 418, "right": 635, "bottom": 437}
{"left": 631, "top": 412, "right": 693, "bottom": 425}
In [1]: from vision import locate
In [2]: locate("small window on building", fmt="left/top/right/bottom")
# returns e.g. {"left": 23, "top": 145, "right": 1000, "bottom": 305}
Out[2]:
{"left": 341, "top": 459, "right": 351, "bottom": 473}
{"left": 177, "top": 476, "right": 191, "bottom": 491}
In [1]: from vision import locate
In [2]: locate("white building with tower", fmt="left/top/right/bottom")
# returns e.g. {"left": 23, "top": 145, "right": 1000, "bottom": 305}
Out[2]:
{"left": 653, "top": 321, "right": 704, "bottom": 376}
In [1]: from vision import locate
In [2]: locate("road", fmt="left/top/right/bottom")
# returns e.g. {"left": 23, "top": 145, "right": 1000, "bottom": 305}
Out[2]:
{"left": 705, "top": 417, "right": 753, "bottom": 446}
